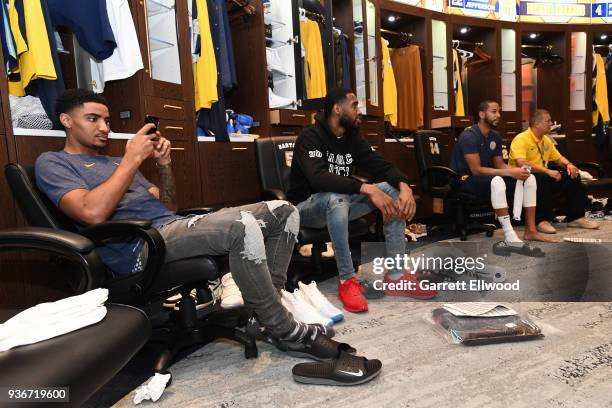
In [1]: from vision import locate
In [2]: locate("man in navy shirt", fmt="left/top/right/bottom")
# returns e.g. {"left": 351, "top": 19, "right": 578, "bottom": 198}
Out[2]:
{"left": 35, "top": 89, "right": 337, "bottom": 356}
{"left": 450, "top": 100, "right": 556, "bottom": 249}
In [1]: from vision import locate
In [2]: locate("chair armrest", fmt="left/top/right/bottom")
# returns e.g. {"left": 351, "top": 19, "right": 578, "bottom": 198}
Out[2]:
{"left": 424, "top": 166, "right": 459, "bottom": 198}
{"left": 0, "top": 227, "right": 107, "bottom": 292}
{"left": 262, "top": 188, "right": 288, "bottom": 201}
{"left": 80, "top": 219, "right": 166, "bottom": 296}
{"left": 175, "top": 207, "right": 215, "bottom": 216}
{"left": 576, "top": 162, "right": 605, "bottom": 178}
{"left": 351, "top": 174, "right": 372, "bottom": 184}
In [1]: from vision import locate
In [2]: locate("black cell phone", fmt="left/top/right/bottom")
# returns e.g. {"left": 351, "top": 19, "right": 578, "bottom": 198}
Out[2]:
{"left": 144, "top": 115, "right": 159, "bottom": 136}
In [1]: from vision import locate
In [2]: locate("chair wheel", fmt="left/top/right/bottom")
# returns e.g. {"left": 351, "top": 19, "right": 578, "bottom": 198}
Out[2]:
{"left": 486, "top": 230, "right": 494, "bottom": 237}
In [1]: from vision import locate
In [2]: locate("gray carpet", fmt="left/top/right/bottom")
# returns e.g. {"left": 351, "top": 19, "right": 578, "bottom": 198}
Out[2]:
{"left": 112, "top": 221, "right": 612, "bottom": 408}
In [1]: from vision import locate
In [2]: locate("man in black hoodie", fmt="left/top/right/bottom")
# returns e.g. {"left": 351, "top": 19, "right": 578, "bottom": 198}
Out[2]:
{"left": 288, "top": 88, "right": 437, "bottom": 313}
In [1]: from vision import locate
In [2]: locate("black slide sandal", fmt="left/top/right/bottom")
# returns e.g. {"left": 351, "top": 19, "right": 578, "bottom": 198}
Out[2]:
{"left": 492, "top": 241, "right": 545, "bottom": 258}
{"left": 283, "top": 332, "right": 357, "bottom": 361}
{"left": 292, "top": 351, "right": 382, "bottom": 386}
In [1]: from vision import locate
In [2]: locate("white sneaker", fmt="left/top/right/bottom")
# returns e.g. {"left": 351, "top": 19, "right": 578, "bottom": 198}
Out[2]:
{"left": 268, "top": 88, "right": 295, "bottom": 109}
{"left": 266, "top": 47, "right": 290, "bottom": 76}
{"left": 298, "top": 281, "right": 344, "bottom": 322}
{"left": 220, "top": 273, "right": 244, "bottom": 309}
{"left": 280, "top": 289, "right": 332, "bottom": 327}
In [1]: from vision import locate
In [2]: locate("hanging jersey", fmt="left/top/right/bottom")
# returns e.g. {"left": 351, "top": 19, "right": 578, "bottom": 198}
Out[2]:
{"left": 8, "top": 0, "right": 57, "bottom": 96}
{"left": 77, "top": 0, "right": 143, "bottom": 93}
{"left": 381, "top": 38, "right": 398, "bottom": 126}
{"left": 300, "top": 18, "right": 326, "bottom": 99}
{"left": 194, "top": 0, "right": 218, "bottom": 110}
{"left": 47, "top": 0, "right": 116, "bottom": 60}
{"left": 453, "top": 48, "right": 465, "bottom": 116}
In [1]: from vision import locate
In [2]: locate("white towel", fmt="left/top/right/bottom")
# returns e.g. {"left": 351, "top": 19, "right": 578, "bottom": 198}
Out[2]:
{"left": 0, "top": 289, "right": 108, "bottom": 352}
{"left": 513, "top": 180, "right": 524, "bottom": 221}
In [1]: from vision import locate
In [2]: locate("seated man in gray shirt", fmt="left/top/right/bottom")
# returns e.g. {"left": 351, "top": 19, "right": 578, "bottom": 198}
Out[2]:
{"left": 35, "top": 89, "right": 331, "bottom": 355}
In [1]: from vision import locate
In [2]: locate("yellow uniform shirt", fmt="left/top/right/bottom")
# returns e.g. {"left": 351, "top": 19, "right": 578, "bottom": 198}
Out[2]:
{"left": 593, "top": 53, "right": 610, "bottom": 127}
{"left": 194, "top": 0, "right": 218, "bottom": 110}
{"left": 8, "top": 0, "right": 57, "bottom": 96}
{"left": 508, "top": 128, "right": 561, "bottom": 168}
{"left": 453, "top": 48, "right": 465, "bottom": 116}
{"left": 300, "top": 18, "right": 326, "bottom": 99}
{"left": 381, "top": 38, "right": 397, "bottom": 126}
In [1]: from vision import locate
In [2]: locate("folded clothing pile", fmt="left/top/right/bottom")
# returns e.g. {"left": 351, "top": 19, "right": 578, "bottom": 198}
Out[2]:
{"left": 0, "top": 288, "right": 108, "bottom": 352}
{"left": 9, "top": 94, "right": 53, "bottom": 129}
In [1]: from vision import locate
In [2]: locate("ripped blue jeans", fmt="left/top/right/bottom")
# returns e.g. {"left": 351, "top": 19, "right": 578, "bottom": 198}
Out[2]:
{"left": 158, "top": 201, "right": 299, "bottom": 337}
{"left": 297, "top": 182, "right": 406, "bottom": 281}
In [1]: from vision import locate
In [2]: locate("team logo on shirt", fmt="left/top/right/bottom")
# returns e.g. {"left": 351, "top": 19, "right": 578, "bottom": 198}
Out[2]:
{"left": 84, "top": 163, "right": 95, "bottom": 168}
{"left": 544, "top": 144, "right": 549, "bottom": 151}
{"left": 489, "top": 141, "right": 496, "bottom": 151}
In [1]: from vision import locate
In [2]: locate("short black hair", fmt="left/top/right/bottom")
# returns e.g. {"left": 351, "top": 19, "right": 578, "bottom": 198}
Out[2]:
{"left": 475, "top": 100, "right": 498, "bottom": 123}
{"left": 55, "top": 88, "right": 109, "bottom": 121}
{"left": 324, "top": 87, "right": 353, "bottom": 119}
{"left": 529, "top": 109, "right": 550, "bottom": 127}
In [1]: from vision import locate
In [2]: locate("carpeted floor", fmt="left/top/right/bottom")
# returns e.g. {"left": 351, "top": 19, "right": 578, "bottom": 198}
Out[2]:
{"left": 101, "top": 221, "right": 612, "bottom": 408}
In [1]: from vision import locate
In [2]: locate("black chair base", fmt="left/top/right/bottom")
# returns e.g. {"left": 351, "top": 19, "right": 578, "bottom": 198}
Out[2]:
{"left": 458, "top": 222, "right": 496, "bottom": 241}
{"left": 150, "top": 305, "right": 258, "bottom": 373}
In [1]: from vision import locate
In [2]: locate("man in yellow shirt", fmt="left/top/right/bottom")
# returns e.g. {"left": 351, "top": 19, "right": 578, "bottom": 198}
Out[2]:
{"left": 509, "top": 109, "right": 598, "bottom": 233}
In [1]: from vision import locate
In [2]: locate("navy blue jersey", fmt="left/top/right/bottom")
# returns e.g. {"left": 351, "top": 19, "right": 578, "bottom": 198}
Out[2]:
{"left": 48, "top": 0, "right": 116, "bottom": 60}
{"left": 450, "top": 125, "right": 503, "bottom": 176}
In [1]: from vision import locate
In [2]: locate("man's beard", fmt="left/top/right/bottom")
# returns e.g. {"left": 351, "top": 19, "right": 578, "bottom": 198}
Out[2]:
{"left": 485, "top": 117, "right": 499, "bottom": 128}
{"left": 340, "top": 114, "right": 359, "bottom": 132}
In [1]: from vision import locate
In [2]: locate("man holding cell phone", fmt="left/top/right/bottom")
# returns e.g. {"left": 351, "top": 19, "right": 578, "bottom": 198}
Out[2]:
{"left": 34, "top": 89, "right": 340, "bottom": 357}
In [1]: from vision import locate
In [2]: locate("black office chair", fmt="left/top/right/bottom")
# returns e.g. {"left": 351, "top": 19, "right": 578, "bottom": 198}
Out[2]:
{"left": 4, "top": 163, "right": 258, "bottom": 373}
{"left": 254, "top": 136, "right": 372, "bottom": 287}
{"left": 0, "top": 227, "right": 150, "bottom": 407}
{"left": 413, "top": 130, "right": 496, "bottom": 241}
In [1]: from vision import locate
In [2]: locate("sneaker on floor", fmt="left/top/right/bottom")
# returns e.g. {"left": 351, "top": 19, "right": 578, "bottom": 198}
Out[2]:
{"left": 220, "top": 273, "right": 244, "bottom": 309}
{"left": 298, "top": 281, "right": 344, "bottom": 322}
{"left": 281, "top": 290, "right": 332, "bottom": 327}
{"left": 359, "top": 278, "right": 385, "bottom": 300}
{"left": 293, "top": 289, "right": 334, "bottom": 327}
{"left": 383, "top": 272, "right": 438, "bottom": 300}
{"left": 537, "top": 220, "right": 557, "bottom": 234}
{"left": 568, "top": 217, "right": 600, "bottom": 230}
{"left": 338, "top": 277, "right": 368, "bottom": 313}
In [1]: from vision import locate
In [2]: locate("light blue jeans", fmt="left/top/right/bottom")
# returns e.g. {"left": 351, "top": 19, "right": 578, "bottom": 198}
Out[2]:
{"left": 297, "top": 182, "right": 406, "bottom": 281}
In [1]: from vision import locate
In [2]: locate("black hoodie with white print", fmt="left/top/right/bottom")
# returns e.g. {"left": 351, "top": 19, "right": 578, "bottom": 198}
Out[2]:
{"left": 287, "top": 113, "right": 411, "bottom": 205}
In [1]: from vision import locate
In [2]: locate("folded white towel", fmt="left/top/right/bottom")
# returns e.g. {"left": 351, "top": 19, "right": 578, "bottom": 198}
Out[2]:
{"left": 0, "top": 288, "right": 108, "bottom": 352}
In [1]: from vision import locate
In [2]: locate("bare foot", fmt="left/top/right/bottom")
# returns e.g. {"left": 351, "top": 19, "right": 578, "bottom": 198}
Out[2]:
{"left": 524, "top": 231, "right": 559, "bottom": 243}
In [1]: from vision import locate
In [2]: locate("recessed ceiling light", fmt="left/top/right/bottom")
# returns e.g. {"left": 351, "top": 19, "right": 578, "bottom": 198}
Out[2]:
{"left": 460, "top": 27, "right": 469, "bottom": 34}
{"left": 601, "top": 34, "right": 608, "bottom": 40}
{"left": 529, "top": 33, "right": 538, "bottom": 39}
{"left": 388, "top": 15, "right": 397, "bottom": 22}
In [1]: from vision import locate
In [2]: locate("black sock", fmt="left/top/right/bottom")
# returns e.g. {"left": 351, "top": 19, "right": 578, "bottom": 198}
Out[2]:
{"left": 280, "top": 322, "right": 328, "bottom": 343}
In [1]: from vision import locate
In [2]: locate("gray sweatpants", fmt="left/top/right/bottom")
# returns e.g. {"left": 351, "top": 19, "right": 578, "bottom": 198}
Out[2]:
{"left": 158, "top": 201, "right": 299, "bottom": 337}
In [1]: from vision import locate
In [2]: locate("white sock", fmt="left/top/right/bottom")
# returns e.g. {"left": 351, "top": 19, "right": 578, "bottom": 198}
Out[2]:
{"left": 498, "top": 215, "right": 522, "bottom": 244}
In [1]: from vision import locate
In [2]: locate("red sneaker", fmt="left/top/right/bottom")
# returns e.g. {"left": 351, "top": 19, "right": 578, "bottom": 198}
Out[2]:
{"left": 383, "top": 272, "right": 438, "bottom": 299}
{"left": 338, "top": 277, "right": 368, "bottom": 313}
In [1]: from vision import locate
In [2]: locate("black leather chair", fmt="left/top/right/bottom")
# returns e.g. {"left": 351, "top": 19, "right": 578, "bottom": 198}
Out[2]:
{"left": 254, "top": 136, "right": 372, "bottom": 287}
{"left": 413, "top": 130, "right": 495, "bottom": 241}
{"left": 4, "top": 163, "right": 257, "bottom": 373}
{"left": 0, "top": 228, "right": 151, "bottom": 407}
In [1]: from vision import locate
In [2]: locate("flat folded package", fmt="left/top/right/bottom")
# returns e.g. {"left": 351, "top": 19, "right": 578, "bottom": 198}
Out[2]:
{"left": 432, "top": 305, "right": 543, "bottom": 345}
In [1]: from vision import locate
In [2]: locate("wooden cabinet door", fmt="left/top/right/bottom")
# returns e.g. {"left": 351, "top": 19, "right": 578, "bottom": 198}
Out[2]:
{"left": 198, "top": 142, "right": 261, "bottom": 207}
